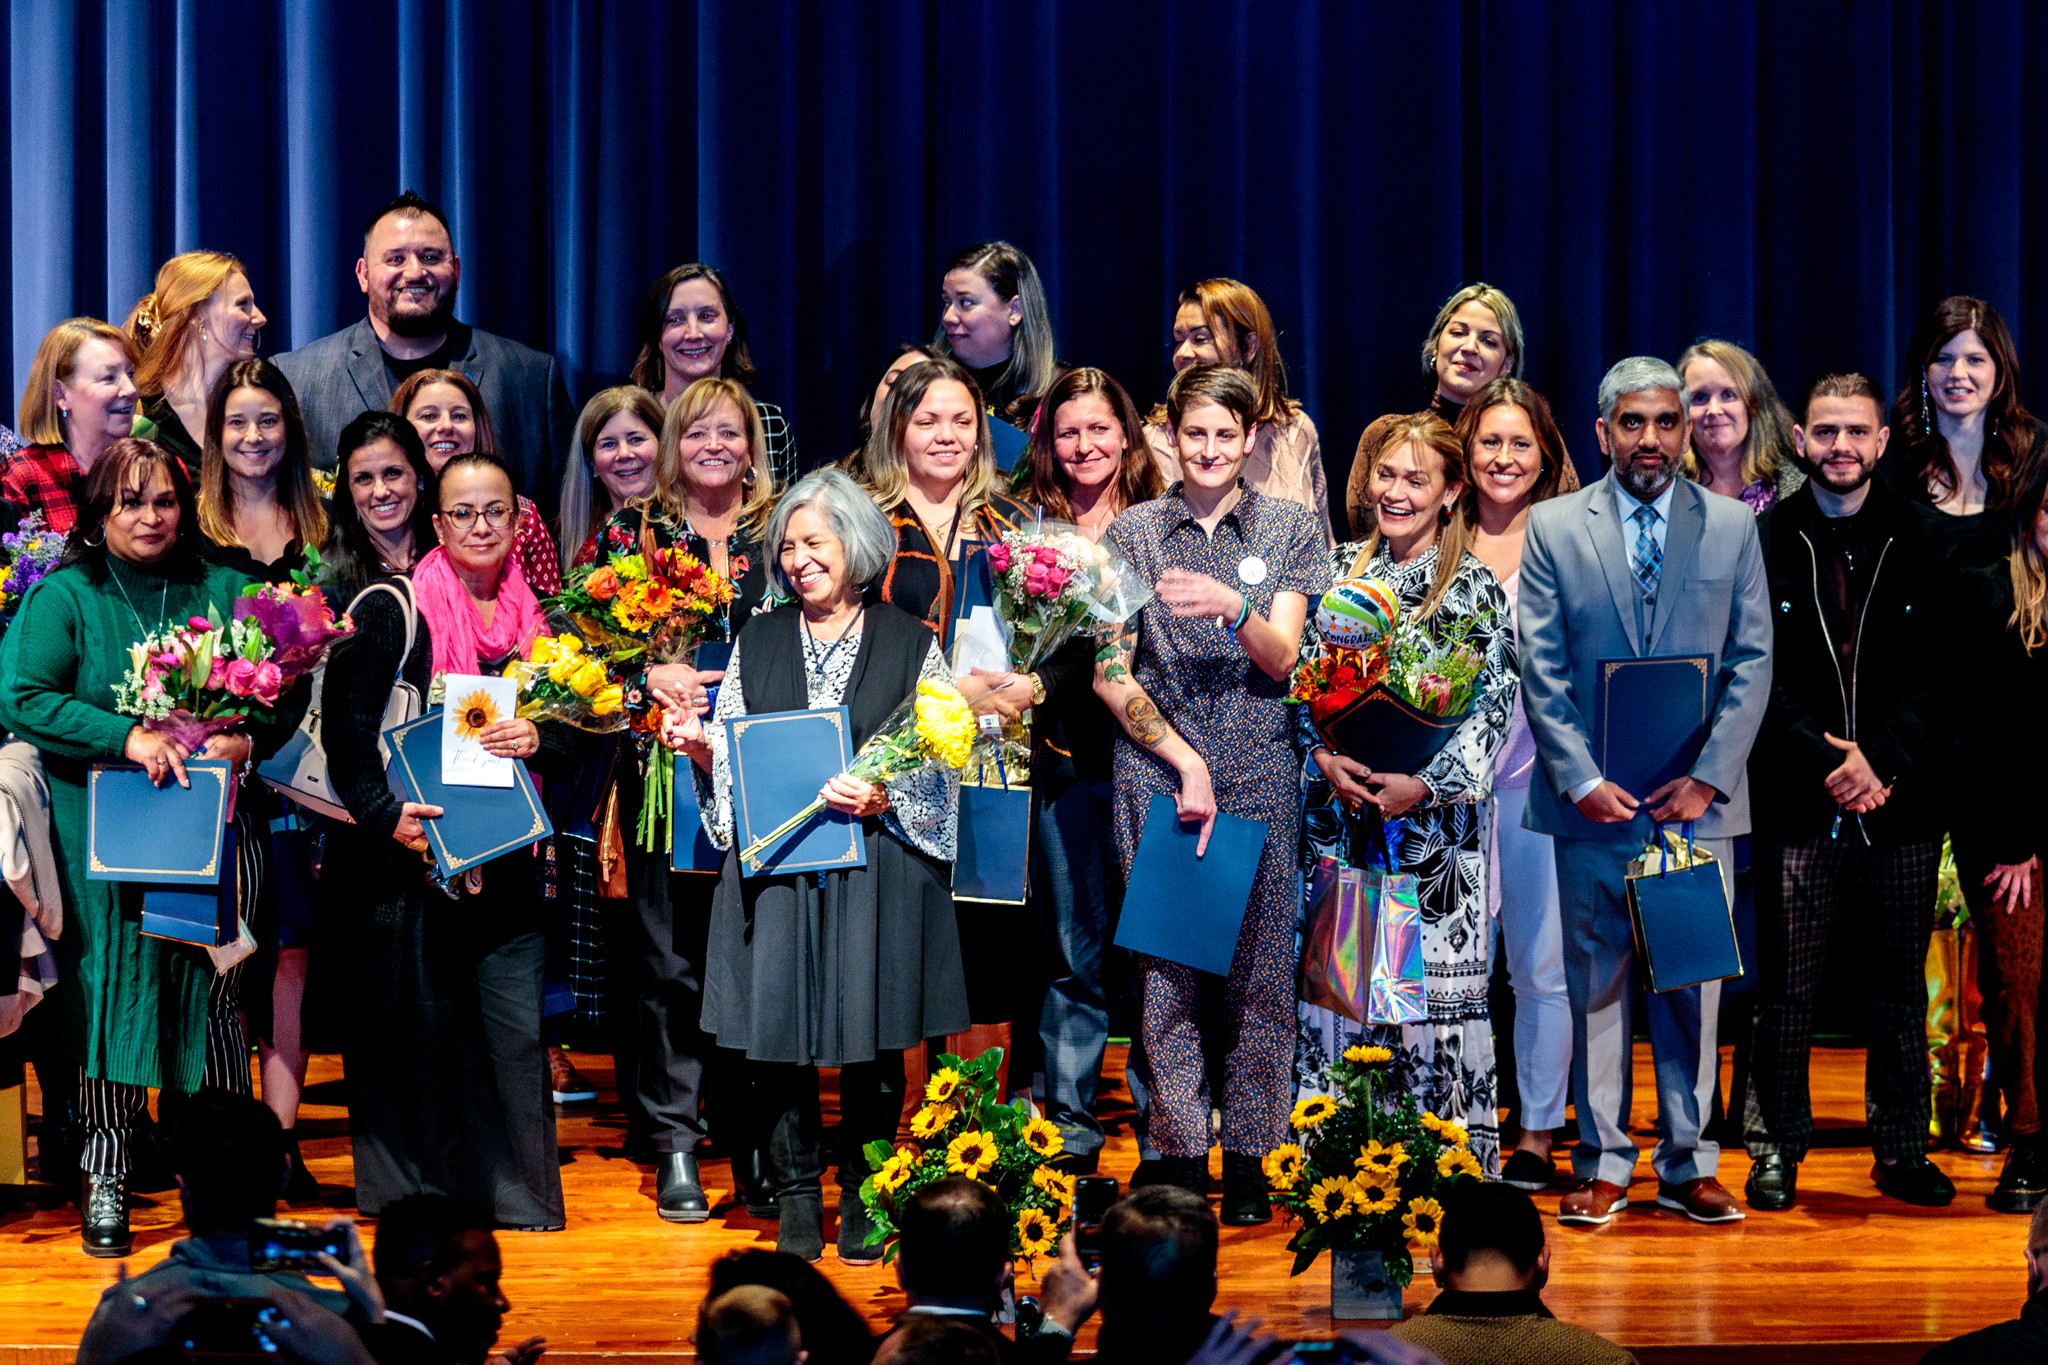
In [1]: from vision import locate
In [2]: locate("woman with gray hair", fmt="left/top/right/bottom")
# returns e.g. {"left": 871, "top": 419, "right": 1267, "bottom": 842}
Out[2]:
{"left": 666, "top": 466, "right": 968, "bottom": 1263}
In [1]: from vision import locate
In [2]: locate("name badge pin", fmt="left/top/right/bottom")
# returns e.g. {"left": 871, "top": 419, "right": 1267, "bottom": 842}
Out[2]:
{"left": 1236, "top": 556, "right": 1268, "bottom": 586}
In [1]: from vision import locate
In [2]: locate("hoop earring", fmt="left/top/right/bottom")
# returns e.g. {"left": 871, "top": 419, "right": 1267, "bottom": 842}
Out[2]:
{"left": 1426, "top": 348, "right": 1437, "bottom": 371}
{"left": 83, "top": 524, "right": 106, "bottom": 548}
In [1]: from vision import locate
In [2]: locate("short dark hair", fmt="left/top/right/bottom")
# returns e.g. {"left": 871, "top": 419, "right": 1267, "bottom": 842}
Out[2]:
{"left": 1798, "top": 371, "right": 1887, "bottom": 426}
{"left": 707, "top": 1250, "right": 875, "bottom": 1365}
{"left": 363, "top": 189, "right": 452, "bottom": 245}
{"left": 897, "top": 1176, "right": 1009, "bottom": 1301}
{"left": 172, "top": 1091, "right": 284, "bottom": 1234}
{"left": 1438, "top": 1181, "right": 1544, "bottom": 1276}
{"left": 882, "top": 1316, "right": 999, "bottom": 1365}
{"left": 372, "top": 1193, "right": 495, "bottom": 1283}
{"left": 1098, "top": 1187, "right": 1218, "bottom": 1317}
{"left": 696, "top": 1287, "right": 800, "bottom": 1365}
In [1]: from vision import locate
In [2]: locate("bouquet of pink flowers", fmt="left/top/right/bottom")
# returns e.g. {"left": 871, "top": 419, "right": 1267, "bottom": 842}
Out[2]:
{"left": 982, "top": 523, "right": 1151, "bottom": 675}
{"left": 114, "top": 588, "right": 355, "bottom": 751}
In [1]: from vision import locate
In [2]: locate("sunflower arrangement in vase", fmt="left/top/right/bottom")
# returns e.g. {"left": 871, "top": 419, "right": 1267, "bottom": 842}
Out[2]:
{"left": 858, "top": 1046, "right": 1073, "bottom": 1264}
{"left": 1267, "top": 1044, "right": 1483, "bottom": 1287}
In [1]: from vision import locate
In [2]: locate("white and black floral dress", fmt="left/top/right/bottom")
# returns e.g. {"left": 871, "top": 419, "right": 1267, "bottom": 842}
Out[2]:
{"left": 1294, "top": 542, "right": 1517, "bottom": 1174}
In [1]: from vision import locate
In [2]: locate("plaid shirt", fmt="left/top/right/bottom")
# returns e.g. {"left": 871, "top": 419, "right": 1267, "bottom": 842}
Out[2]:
{"left": 0, "top": 444, "right": 83, "bottom": 534}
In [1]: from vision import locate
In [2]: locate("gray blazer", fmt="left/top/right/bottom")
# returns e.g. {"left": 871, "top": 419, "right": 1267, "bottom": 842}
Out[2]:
{"left": 1516, "top": 470, "right": 1772, "bottom": 842}
{"left": 274, "top": 317, "right": 575, "bottom": 518}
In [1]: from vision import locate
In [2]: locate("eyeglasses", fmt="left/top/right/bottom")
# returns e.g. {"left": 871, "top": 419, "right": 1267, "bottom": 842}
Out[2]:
{"left": 440, "top": 502, "right": 514, "bottom": 530}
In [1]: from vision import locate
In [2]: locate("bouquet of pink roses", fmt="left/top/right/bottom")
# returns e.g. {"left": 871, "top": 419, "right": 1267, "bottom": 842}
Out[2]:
{"left": 113, "top": 590, "right": 355, "bottom": 751}
{"left": 982, "top": 523, "right": 1151, "bottom": 675}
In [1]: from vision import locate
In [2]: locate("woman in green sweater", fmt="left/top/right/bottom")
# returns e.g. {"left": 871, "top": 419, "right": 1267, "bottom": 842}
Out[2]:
{"left": 0, "top": 438, "right": 275, "bottom": 1258}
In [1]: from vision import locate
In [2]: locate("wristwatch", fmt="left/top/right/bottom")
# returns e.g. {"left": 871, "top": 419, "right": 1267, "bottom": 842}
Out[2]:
{"left": 1027, "top": 672, "right": 1047, "bottom": 707}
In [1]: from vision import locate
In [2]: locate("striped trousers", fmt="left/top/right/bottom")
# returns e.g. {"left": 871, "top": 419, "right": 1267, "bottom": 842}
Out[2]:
{"left": 78, "top": 961, "right": 254, "bottom": 1176}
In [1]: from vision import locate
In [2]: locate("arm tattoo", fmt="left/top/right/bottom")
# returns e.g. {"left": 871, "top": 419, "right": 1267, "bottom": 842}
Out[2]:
{"left": 1099, "top": 632, "right": 1135, "bottom": 684}
{"left": 1125, "top": 696, "right": 1169, "bottom": 748}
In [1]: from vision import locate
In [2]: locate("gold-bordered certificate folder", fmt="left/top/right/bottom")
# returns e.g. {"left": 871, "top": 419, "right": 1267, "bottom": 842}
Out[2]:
{"left": 1595, "top": 655, "right": 1712, "bottom": 800}
{"left": 383, "top": 709, "right": 552, "bottom": 878}
{"left": 86, "top": 761, "right": 233, "bottom": 883}
{"left": 726, "top": 706, "right": 865, "bottom": 878}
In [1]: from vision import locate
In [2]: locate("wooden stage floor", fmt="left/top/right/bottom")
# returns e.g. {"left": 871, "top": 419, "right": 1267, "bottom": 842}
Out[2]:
{"left": 0, "top": 1043, "right": 2031, "bottom": 1365}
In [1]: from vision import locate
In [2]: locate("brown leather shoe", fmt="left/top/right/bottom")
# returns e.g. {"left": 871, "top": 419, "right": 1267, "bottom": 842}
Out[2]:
{"left": 1656, "top": 1175, "right": 1745, "bottom": 1223}
{"left": 1556, "top": 1179, "right": 1630, "bottom": 1226}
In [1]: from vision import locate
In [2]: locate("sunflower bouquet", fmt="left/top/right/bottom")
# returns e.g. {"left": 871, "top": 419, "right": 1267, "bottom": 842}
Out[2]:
{"left": 1266, "top": 1044, "right": 1483, "bottom": 1284}
{"left": 858, "top": 1045, "right": 1073, "bottom": 1262}
{"left": 735, "top": 676, "right": 979, "bottom": 872}
{"left": 504, "top": 630, "right": 628, "bottom": 732}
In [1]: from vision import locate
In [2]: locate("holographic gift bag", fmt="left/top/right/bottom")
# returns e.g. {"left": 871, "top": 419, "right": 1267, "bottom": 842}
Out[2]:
{"left": 1299, "top": 813, "right": 1426, "bottom": 1026}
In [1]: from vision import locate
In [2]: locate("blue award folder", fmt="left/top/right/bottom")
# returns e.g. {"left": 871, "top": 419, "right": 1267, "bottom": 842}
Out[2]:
{"left": 987, "top": 416, "right": 1029, "bottom": 473}
{"left": 1595, "top": 655, "right": 1713, "bottom": 800}
{"left": 726, "top": 706, "right": 864, "bottom": 877}
{"left": 383, "top": 709, "right": 554, "bottom": 878}
{"left": 694, "top": 640, "right": 733, "bottom": 713}
{"left": 87, "top": 761, "right": 234, "bottom": 885}
{"left": 1113, "top": 793, "right": 1267, "bottom": 976}
{"left": 671, "top": 753, "right": 726, "bottom": 875}
{"left": 140, "top": 824, "right": 240, "bottom": 947}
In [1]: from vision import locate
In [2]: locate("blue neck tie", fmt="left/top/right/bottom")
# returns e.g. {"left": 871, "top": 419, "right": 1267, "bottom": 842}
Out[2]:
{"left": 1631, "top": 503, "right": 1662, "bottom": 597}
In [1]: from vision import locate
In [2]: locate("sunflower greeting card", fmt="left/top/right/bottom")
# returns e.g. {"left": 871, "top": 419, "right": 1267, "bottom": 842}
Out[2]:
{"left": 441, "top": 673, "right": 520, "bottom": 787}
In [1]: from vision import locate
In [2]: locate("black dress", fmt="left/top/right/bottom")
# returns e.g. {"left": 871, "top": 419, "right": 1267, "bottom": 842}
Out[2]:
{"left": 310, "top": 584, "right": 586, "bottom": 1226}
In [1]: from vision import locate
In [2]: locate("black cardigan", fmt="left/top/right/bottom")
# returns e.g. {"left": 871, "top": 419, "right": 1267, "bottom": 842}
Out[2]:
{"left": 1749, "top": 478, "right": 1956, "bottom": 842}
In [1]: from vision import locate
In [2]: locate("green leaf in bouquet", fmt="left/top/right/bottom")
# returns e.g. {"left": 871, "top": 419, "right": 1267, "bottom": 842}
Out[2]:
{"left": 864, "top": 1139, "right": 896, "bottom": 1168}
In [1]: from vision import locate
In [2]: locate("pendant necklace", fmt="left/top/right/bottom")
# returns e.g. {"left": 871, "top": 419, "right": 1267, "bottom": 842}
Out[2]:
{"left": 110, "top": 561, "right": 170, "bottom": 639}
{"left": 802, "top": 603, "right": 863, "bottom": 689}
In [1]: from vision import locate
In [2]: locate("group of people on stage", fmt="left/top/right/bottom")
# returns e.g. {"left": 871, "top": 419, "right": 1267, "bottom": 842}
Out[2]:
{"left": 5, "top": 187, "right": 2045, "bottom": 1267}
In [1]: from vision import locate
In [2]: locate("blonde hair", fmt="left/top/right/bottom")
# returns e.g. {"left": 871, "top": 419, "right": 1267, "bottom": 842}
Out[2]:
{"left": 2011, "top": 458, "right": 2048, "bottom": 654}
{"left": 859, "top": 357, "right": 997, "bottom": 516}
{"left": 1170, "top": 278, "right": 1299, "bottom": 427}
{"left": 559, "top": 386, "right": 667, "bottom": 571}
{"left": 1423, "top": 284, "right": 1524, "bottom": 379}
{"left": 1347, "top": 413, "right": 1471, "bottom": 619}
{"left": 18, "top": 318, "right": 139, "bottom": 445}
{"left": 125, "top": 251, "right": 246, "bottom": 397}
{"left": 655, "top": 378, "right": 778, "bottom": 539}
{"left": 1676, "top": 339, "right": 1795, "bottom": 490}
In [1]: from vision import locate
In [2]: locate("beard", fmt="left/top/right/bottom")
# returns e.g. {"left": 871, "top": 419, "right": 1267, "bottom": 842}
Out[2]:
{"left": 1616, "top": 455, "right": 1677, "bottom": 501}
{"left": 1804, "top": 453, "right": 1876, "bottom": 497}
{"left": 376, "top": 282, "right": 459, "bottom": 339}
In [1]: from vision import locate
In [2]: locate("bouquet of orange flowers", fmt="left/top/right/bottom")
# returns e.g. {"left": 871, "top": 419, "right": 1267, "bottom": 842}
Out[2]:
{"left": 550, "top": 543, "right": 734, "bottom": 667}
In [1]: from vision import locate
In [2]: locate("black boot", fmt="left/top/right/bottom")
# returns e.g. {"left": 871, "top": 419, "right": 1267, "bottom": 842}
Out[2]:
{"left": 1152, "top": 1155, "right": 1210, "bottom": 1197}
{"left": 735, "top": 1145, "right": 778, "bottom": 1218}
{"left": 1219, "top": 1151, "right": 1271, "bottom": 1225}
{"left": 655, "top": 1152, "right": 711, "bottom": 1223}
{"left": 1990, "top": 1135, "right": 2048, "bottom": 1214}
{"left": 80, "top": 1173, "right": 131, "bottom": 1258}
{"left": 281, "top": 1131, "right": 319, "bottom": 1206}
{"left": 837, "top": 1182, "right": 883, "bottom": 1263}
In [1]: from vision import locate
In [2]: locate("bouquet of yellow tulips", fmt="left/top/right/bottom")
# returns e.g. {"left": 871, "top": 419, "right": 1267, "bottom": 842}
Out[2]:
{"left": 735, "top": 676, "right": 979, "bottom": 872}
{"left": 859, "top": 1046, "right": 1073, "bottom": 1263}
{"left": 506, "top": 630, "right": 630, "bottom": 733}
{"left": 1266, "top": 1044, "right": 1483, "bottom": 1284}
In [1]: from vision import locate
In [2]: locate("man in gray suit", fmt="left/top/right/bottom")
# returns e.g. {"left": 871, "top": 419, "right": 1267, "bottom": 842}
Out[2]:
{"left": 275, "top": 190, "right": 574, "bottom": 517}
{"left": 1517, "top": 356, "right": 1772, "bottom": 1229}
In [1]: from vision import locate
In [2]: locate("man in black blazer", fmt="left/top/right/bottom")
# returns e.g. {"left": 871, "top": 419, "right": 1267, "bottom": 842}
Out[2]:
{"left": 1742, "top": 373, "right": 1957, "bottom": 1212}
{"left": 275, "top": 190, "right": 574, "bottom": 515}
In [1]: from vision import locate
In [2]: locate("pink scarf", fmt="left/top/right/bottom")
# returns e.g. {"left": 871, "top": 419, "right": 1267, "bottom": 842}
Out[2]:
{"left": 412, "top": 545, "right": 547, "bottom": 678}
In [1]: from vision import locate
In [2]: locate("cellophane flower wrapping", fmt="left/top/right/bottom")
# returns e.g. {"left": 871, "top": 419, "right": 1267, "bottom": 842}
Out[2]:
{"left": 983, "top": 523, "right": 1153, "bottom": 675}
{"left": 113, "top": 609, "right": 292, "bottom": 750}
{"left": 549, "top": 544, "right": 735, "bottom": 669}
{"left": 857, "top": 1045, "right": 1074, "bottom": 1263}
{"left": 0, "top": 514, "right": 67, "bottom": 636}
{"left": 735, "top": 676, "right": 980, "bottom": 869}
{"left": 1288, "top": 601, "right": 1493, "bottom": 726}
{"left": 1264, "top": 1045, "right": 1484, "bottom": 1284}
{"left": 230, "top": 578, "right": 355, "bottom": 681}
{"left": 505, "top": 629, "right": 629, "bottom": 733}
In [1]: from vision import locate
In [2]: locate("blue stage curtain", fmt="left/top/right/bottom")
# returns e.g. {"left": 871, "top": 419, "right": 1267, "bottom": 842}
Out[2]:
{"left": 4, "top": 1, "right": 2045, "bottom": 489}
